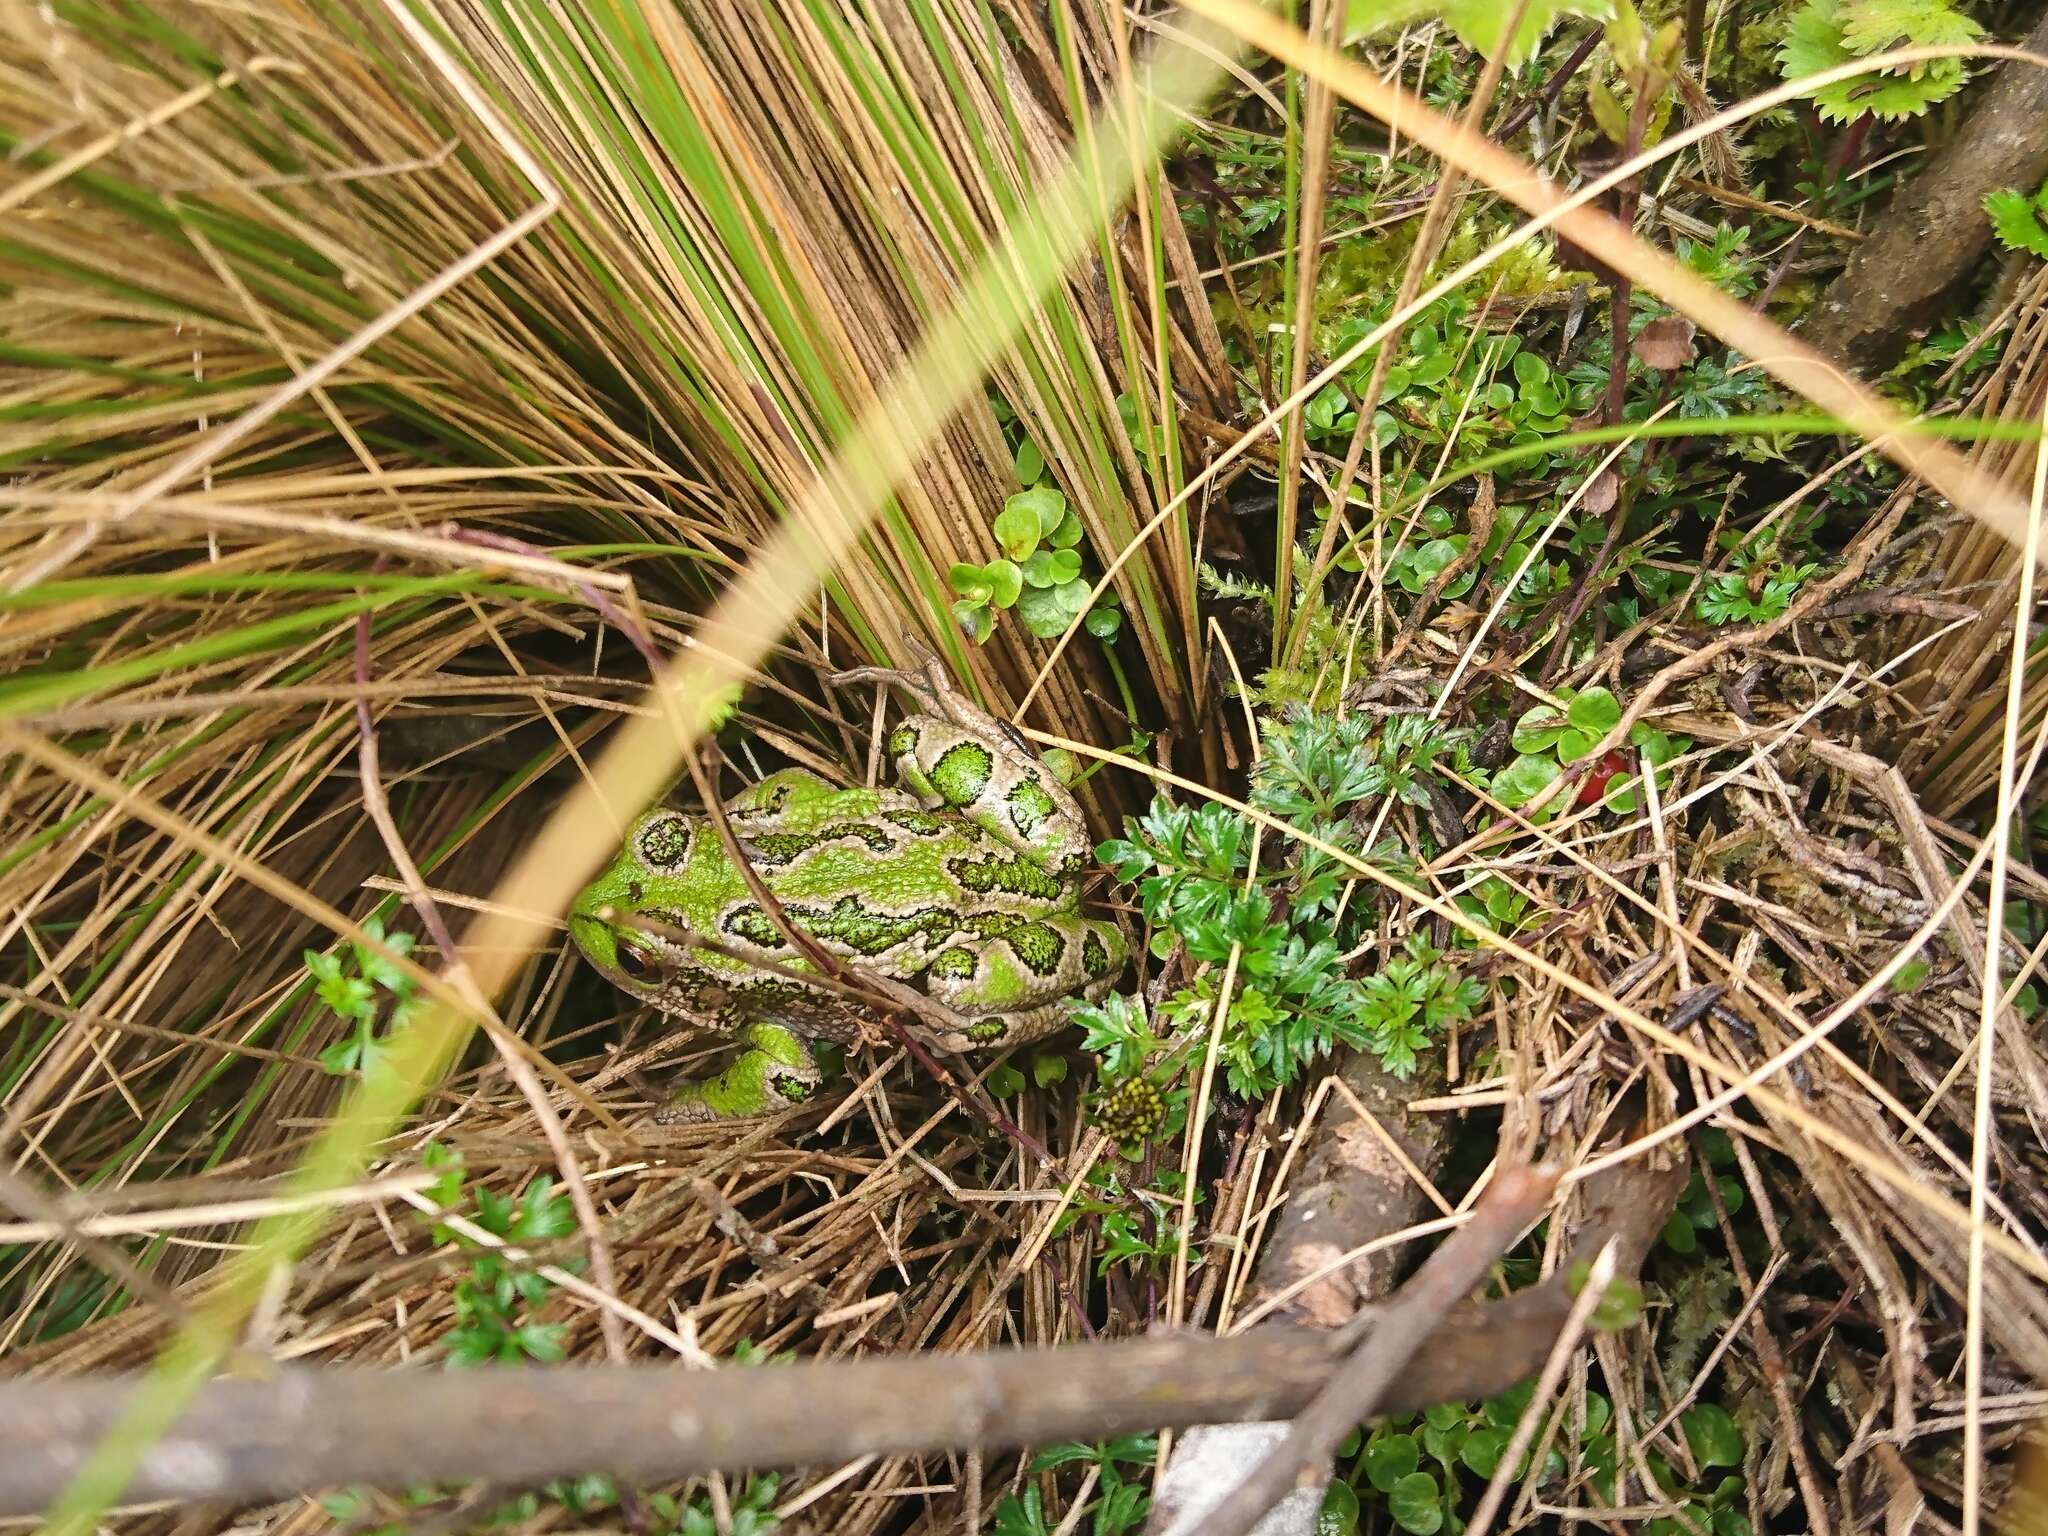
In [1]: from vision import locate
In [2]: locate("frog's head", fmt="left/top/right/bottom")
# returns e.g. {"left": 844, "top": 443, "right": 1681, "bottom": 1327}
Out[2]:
{"left": 568, "top": 809, "right": 694, "bottom": 999}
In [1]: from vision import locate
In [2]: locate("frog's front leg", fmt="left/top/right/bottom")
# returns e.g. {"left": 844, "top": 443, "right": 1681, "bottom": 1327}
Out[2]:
{"left": 654, "top": 1022, "right": 826, "bottom": 1123}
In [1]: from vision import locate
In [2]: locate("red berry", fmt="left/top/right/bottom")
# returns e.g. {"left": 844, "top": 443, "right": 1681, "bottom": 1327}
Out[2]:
{"left": 1578, "top": 748, "right": 1632, "bottom": 807}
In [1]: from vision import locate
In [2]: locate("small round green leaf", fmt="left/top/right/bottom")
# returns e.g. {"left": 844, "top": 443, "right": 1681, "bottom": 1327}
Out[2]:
{"left": 1412, "top": 351, "right": 1455, "bottom": 387}
{"left": 983, "top": 559, "right": 1022, "bottom": 608}
{"left": 1556, "top": 727, "right": 1597, "bottom": 763}
{"left": 1566, "top": 685, "right": 1622, "bottom": 735}
{"left": 1461, "top": 1427, "right": 1506, "bottom": 1477}
{"left": 1014, "top": 436, "right": 1045, "bottom": 485}
{"left": 1317, "top": 1480, "right": 1361, "bottom": 1536}
{"left": 1388, "top": 1472, "right": 1443, "bottom": 1535}
{"left": 1681, "top": 1404, "right": 1743, "bottom": 1468}
{"left": 993, "top": 500, "right": 1044, "bottom": 562}
{"left": 1512, "top": 351, "right": 1550, "bottom": 387}
{"left": 1048, "top": 508, "right": 1085, "bottom": 549}
{"left": 1493, "top": 753, "right": 1561, "bottom": 808}
{"left": 953, "top": 599, "right": 992, "bottom": 645}
{"left": 1008, "top": 485, "right": 1067, "bottom": 542}
{"left": 1365, "top": 1433, "right": 1419, "bottom": 1492}
{"left": 948, "top": 562, "right": 992, "bottom": 601}
{"left": 1511, "top": 706, "right": 1566, "bottom": 754}
{"left": 1015, "top": 576, "right": 1093, "bottom": 638}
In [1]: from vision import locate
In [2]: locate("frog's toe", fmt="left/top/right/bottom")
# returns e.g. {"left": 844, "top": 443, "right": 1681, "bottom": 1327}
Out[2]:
{"left": 653, "top": 1023, "right": 829, "bottom": 1122}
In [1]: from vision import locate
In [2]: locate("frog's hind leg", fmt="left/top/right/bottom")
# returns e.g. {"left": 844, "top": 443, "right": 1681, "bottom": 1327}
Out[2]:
{"left": 916, "top": 912, "right": 1126, "bottom": 1050}
{"left": 654, "top": 1022, "right": 826, "bottom": 1123}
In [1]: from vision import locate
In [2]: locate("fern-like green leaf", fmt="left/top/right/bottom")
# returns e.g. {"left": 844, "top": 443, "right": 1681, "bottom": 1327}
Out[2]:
{"left": 1838, "top": 0, "right": 1981, "bottom": 57}
{"left": 1778, "top": 0, "right": 1976, "bottom": 122}
{"left": 1986, "top": 186, "right": 2048, "bottom": 260}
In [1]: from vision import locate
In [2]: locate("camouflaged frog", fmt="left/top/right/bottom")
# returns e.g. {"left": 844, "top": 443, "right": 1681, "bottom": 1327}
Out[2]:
{"left": 568, "top": 665, "right": 1127, "bottom": 1121}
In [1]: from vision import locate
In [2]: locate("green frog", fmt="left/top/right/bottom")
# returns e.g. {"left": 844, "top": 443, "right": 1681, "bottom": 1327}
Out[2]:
{"left": 568, "top": 664, "right": 1127, "bottom": 1121}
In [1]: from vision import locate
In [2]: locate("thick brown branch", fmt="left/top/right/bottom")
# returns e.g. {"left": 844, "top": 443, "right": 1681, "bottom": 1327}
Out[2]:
{"left": 1803, "top": 11, "right": 2048, "bottom": 372}
{"left": 0, "top": 1160, "right": 1681, "bottom": 1518}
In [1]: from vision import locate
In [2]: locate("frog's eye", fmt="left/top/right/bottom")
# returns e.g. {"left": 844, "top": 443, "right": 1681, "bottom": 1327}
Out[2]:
{"left": 615, "top": 942, "right": 660, "bottom": 984}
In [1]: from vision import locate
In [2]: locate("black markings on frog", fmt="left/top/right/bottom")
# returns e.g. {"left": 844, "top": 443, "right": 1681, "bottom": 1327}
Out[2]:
{"left": 965, "top": 1016, "right": 1010, "bottom": 1043}
{"left": 1003, "top": 920, "right": 1066, "bottom": 976}
{"left": 929, "top": 945, "right": 978, "bottom": 979}
{"left": 743, "top": 821, "right": 895, "bottom": 865}
{"left": 627, "top": 880, "right": 646, "bottom": 905}
{"left": 774, "top": 1076, "right": 815, "bottom": 1103}
{"left": 1005, "top": 778, "right": 1058, "bottom": 838}
{"left": 1082, "top": 930, "right": 1110, "bottom": 976}
{"left": 887, "top": 722, "right": 920, "bottom": 759}
{"left": 638, "top": 815, "right": 692, "bottom": 870}
{"left": 931, "top": 741, "right": 995, "bottom": 807}
{"left": 946, "top": 851, "right": 1066, "bottom": 904}
{"left": 724, "top": 894, "right": 957, "bottom": 958}
{"left": 883, "top": 808, "right": 949, "bottom": 836}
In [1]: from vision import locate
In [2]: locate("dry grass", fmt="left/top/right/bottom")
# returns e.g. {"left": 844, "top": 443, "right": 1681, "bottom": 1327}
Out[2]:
{"left": 5, "top": 2, "right": 2048, "bottom": 1535}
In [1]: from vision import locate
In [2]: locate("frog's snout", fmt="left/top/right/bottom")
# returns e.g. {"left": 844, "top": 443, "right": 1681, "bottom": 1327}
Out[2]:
{"left": 566, "top": 907, "right": 613, "bottom": 969}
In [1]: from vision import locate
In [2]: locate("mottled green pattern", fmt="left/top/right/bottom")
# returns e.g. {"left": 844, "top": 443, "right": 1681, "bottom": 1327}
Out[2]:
{"left": 746, "top": 822, "right": 893, "bottom": 864}
{"left": 1005, "top": 778, "right": 1058, "bottom": 837}
{"left": 638, "top": 815, "right": 690, "bottom": 869}
{"left": 947, "top": 851, "right": 1065, "bottom": 903}
{"left": 725, "top": 894, "right": 956, "bottom": 957}
{"left": 930, "top": 741, "right": 993, "bottom": 806}
{"left": 568, "top": 680, "right": 1131, "bottom": 1117}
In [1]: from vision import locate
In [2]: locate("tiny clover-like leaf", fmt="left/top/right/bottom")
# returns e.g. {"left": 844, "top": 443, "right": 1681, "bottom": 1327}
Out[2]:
{"left": 1318, "top": 1479, "right": 1361, "bottom": 1536}
{"left": 1048, "top": 509, "right": 1085, "bottom": 549}
{"left": 1680, "top": 1402, "right": 1745, "bottom": 1468}
{"left": 1020, "top": 550, "right": 1060, "bottom": 588}
{"left": 983, "top": 559, "right": 1023, "bottom": 608}
{"left": 1398, "top": 537, "right": 1466, "bottom": 594}
{"left": 1511, "top": 704, "right": 1566, "bottom": 754}
{"left": 1556, "top": 727, "right": 1598, "bottom": 763}
{"left": 1461, "top": 1426, "right": 1507, "bottom": 1477}
{"left": 1030, "top": 1051, "right": 1068, "bottom": 1088}
{"left": 1566, "top": 685, "right": 1621, "bottom": 736}
{"left": 1365, "top": 1432, "right": 1420, "bottom": 1492}
{"left": 1016, "top": 575, "right": 1093, "bottom": 637}
{"left": 1084, "top": 602, "right": 1123, "bottom": 641}
{"left": 986, "top": 1062, "right": 1026, "bottom": 1098}
{"left": 1014, "top": 436, "right": 1045, "bottom": 485}
{"left": 1494, "top": 752, "right": 1561, "bottom": 808}
{"left": 954, "top": 599, "right": 992, "bottom": 644}
{"left": 1602, "top": 774, "right": 1642, "bottom": 815}
{"left": 993, "top": 498, "right": 1044, "bottom": 562}
{"left": 1387, "top": 1471, "right": 1444, "bottom": 1535}
{"left": 1012, "top": 484, "right": 1068, "bottom": 541}
{"left": 949, "top": 561, "right": 993, "bottom": 603}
